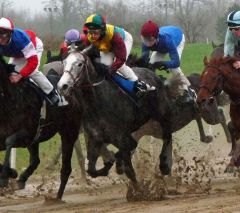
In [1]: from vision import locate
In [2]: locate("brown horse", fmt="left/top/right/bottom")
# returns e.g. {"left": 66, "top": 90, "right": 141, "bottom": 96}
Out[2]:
{"left": 197, "top": 56, "right": 240, "bottom": 170}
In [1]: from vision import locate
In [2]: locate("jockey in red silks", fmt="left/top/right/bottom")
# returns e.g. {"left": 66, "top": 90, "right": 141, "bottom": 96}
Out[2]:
{"left": 0, "top": 17, "right": 59, "bottom": 105}
{"left": 84, "top": 13, "right": 156, "bottom": 94}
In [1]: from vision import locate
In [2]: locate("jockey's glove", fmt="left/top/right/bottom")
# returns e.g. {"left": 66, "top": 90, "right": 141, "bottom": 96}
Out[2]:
{"left": 151, "top": 61, "right": 167, "bottom": 70}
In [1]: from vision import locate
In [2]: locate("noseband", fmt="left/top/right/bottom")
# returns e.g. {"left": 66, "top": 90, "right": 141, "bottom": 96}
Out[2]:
{"left": 199, "top": 64, "right": 223, "bottom": 96}
{"left": 63, "top": 53, "right": 105, "bottom": 93}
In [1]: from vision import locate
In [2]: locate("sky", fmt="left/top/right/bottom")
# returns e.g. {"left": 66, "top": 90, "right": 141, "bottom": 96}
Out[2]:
{"left": 10, "top": 0, "right": 44, "bottom": 14}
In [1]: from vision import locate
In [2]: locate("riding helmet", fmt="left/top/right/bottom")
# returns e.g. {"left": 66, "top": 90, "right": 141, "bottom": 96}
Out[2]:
{"left": 84, "top": 14, "right": 106, "bottom": 31}
{"left": 227, "top": 11, "right": 240, "bottom": 27}
{"left": 141, "top": 20, "right": 159, "bottom": 38}
{"left": 64, "top": 29, "right": 80, "bottom": 43}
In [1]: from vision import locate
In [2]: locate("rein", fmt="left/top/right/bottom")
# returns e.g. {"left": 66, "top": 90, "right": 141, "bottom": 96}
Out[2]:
{"left": 64, "top": 53, "right": 105, "bottom": 95}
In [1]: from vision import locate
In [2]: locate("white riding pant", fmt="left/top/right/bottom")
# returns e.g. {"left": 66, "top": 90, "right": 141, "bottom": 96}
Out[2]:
{"left": 149, "top": 34, "right": 190, "bottom": 90}
{"left": 99, "top": 31, "right": 138, "bottom": 81}
{"left": 9, "top": 37, "right": 54, "bottom": 94}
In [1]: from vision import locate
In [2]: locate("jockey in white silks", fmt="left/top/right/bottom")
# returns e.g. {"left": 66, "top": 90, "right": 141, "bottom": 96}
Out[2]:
{"left": 0, "top": 17, "right": 59, "bottom": 105}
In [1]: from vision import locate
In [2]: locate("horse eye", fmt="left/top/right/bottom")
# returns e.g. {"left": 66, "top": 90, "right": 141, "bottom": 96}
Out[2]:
{"left": 78, "top": 62, "right": 83, "bottom": 67}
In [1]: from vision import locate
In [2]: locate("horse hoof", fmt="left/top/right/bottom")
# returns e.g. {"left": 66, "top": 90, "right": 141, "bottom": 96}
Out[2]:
{"left": 0, "top": 177, "right": 9, "bottom": 187}
{"left": 87, "top": 170, "right": 98, "bottom": 178}
{"left": 116, "top": 165, "right": 124, "bottom": 175}
{"left": 14, "top": 180, "right": 25, "bottom": 190}
{"left": 224, "top": 165, "right": 235, "bottom": 173}
{"left": 10, "top": 169, "right": 18, "bottom": 179}
{"left": 201, "top": 135, "right": 213, "bottom": 143}
{"left": 160, "top": 165, "right": 171, "bottom": 176}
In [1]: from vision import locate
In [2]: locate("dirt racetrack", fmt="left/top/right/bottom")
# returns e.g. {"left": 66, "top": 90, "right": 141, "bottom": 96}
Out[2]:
{"left": 1, "top": 105, "right": 240, "bottom": 213}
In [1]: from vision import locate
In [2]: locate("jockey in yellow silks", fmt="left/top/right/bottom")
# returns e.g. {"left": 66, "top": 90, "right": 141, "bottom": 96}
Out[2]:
{"left": 84, "top": 13, "right": 155, "bottom": 94}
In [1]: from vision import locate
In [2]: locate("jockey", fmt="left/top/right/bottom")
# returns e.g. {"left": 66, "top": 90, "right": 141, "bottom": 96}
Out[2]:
{"left": 84, "top": 13, "right": 155, "bottom": 94}
{"left": 224, "top": 10, "right": 240, "bottom": 69}
{"left": 0, "top": 17, "right": 59, "bottom": 105}
{"left": 140, "top": 20, "right": 193, "bottom": 103}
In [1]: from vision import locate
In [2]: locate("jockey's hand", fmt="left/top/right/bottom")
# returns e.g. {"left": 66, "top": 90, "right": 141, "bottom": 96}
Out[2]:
{"left": 9, "top": 74, "right": 23, "bottom": 83}
{"left": 151, "top": 61, "right": 167, "bottom": 70}
{"left": 233, "top": 61, "right": 240, "bottom": 69}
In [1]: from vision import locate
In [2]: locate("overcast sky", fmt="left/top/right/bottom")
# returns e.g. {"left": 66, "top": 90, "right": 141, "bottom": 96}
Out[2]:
{"left": 11, "top": 0, "right": 44, "bottom": 13}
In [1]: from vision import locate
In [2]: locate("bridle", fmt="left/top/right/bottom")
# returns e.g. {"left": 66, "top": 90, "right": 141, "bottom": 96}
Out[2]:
{"left": 199, "top": 64, "right": 224, "bottom": 97}
{"left": 63, "top": 52, "right": 105, "bottom": 94}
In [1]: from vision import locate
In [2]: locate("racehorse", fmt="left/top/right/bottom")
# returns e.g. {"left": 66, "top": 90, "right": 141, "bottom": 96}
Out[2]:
{"left": 127, "top": 54, "right": 231, "bottom": 145}
{"left": 58, "top": 48, "right": 174, "bottom": 187}
{"left": 197, "top": 56, "right": 240, "bottom": 169}
{"left": 0, "top": 56, "right": 82, "bottom": 200}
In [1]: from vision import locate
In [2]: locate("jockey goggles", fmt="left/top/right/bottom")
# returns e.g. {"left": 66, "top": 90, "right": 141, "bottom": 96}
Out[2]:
{"left": 229, "top": 26, "right": 240, "bottom": 31}
{"left": 87, "top": 29, "right": 101, "bottom": 35}
{"left": 0, "top": 29, "right": 11, "bottom": 39}
{"left": 141, "top": 35, "right": 157, "bottom": 47}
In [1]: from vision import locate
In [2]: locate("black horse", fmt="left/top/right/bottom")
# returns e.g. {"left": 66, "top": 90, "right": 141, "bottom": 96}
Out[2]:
{"left": 0, "top": 56, "right": 82, "bottom": 200}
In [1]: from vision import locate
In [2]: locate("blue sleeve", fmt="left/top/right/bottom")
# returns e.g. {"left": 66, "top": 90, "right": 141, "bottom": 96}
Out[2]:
{"left": 164, "top": 37, "right": 180, "bottom": 68}
{"left": 141, "top": 43, "right": 150, "bottom": 63}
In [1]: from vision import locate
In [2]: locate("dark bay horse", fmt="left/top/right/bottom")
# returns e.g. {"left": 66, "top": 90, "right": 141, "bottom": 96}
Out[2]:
{"left": 0, "top": 57, "right": 82, "bottom": 199}
{"left": 127, "top": 54, "right": 231, "bottom": 144}
{"left": 58, "top": 49, "right": 174, "bottom": 187}
{"left": 197, "top": 56, "right": 240, "bottom": 170}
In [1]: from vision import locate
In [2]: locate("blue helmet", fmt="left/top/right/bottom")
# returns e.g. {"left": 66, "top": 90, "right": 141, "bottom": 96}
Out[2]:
{"left": 227, "top": 11, "right": 240, "bottom": 27}
{"left": 64, "top": 29, "right": 80, "bottom": 43}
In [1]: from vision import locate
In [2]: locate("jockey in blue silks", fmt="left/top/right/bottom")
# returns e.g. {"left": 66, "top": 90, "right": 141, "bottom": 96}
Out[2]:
{"left": 140, "top": 20, "right": 194, "bottom": 103}
{"left": 0, "top": 17, "right": 59, "bottom": 105}
{"left": 224, "top": 10, "right": 240, "bottom": 69}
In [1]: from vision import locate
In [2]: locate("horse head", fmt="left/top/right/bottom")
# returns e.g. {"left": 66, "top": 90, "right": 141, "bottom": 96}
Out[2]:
{"left": 57, "top": 46, "right": 104, "bottom": 96}
{"left": 197, "top": 56, "right": 238, "bottom": 109}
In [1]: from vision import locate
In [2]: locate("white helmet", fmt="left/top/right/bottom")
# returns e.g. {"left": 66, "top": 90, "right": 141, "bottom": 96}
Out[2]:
{"left": 227, "top": 11, "right": 240, "bottom": 27}
{"left": 0, "top": 17, "right": 14, "bottom": 31}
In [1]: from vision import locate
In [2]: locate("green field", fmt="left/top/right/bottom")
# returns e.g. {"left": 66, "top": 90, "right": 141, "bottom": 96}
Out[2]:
{"left": 0, "top": 42, "right": 213, "bottom": 174}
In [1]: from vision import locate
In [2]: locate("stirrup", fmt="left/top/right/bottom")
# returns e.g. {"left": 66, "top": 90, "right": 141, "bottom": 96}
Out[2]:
{"left": 45, "top": 89, "right": 59, "bottom": 105}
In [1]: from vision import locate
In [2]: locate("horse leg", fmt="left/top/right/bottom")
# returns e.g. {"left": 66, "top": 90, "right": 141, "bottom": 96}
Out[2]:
{"left": 0, "top": 131, "right": 29, "bottom": 187}
{"left": 45, "top": 143, "right": 62, "bottom": 170}
{"left": 227, "top": 121, "right": 235, "bottom": 156}
{"left": 120, "top": 136, "right": 138, "bottom": 185}
{"left": 159, "top": 127, "right": 173, "bottom": 175}
{"left": 14, "top": 143, "right": 40, "bottom": 190}
{"left": 85, "top": 131, "right": 113, "bottom": 177}
{"left": 217, "top": 108, "right": 232, "bottom": 144}
{"left": 73, "top": 138, "right": 86, "bottom": 181}
{"left": 56, "top": 131, "right": 77, "bottom": 200}
{"left": 99, "top": 144, "right": 115, "bottom": 174}
{"left": 195, "top": 114, "right": 213, "bottom": 143}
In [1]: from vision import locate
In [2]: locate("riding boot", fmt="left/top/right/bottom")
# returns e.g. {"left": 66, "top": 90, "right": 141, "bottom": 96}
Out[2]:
{"left": 178, "top": 87, "right": 196, "bottom": 104}
{"left": 134, "top": 80, "right": 156, "bottom": 97}
{"left": 45, "top": 89, "right": 59, "bottom": 105}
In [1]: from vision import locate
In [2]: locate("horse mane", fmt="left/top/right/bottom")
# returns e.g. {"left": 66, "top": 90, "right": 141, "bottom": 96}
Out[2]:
{"left": 207, "top": 56, "right": 239, "bottom": 66}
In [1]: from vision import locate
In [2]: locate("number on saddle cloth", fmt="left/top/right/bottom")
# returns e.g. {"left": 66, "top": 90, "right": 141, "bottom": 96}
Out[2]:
{"left": 112, "top": 74, "right": 135, "bottom": 95}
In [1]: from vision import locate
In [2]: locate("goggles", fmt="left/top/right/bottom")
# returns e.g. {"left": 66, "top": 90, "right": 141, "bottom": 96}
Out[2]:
{"left": 87, "top": 29, "right": 101, "bottom": 35}
{"left": 141, "top": 35, "right": 157, "bottom": 47}
{"left": 229, "top": 26, "right": 240, "bottom": 31}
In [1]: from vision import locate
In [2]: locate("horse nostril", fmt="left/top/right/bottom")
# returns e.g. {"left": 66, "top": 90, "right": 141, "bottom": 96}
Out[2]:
{"left": 62, "top": 84, "right": 68, "bottom": 91}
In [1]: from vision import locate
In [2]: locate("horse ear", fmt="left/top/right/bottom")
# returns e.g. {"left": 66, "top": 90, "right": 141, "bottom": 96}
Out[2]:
{"left": 81, "top": 44, "right": 94, "bottom": 55}
{"left": 203, "top": 56, "right": 208, "bottom": 65}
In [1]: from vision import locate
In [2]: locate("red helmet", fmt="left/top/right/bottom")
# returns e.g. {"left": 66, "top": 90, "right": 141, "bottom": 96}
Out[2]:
{"left": 141, "top": 20, "right": 159, "bottom": 37}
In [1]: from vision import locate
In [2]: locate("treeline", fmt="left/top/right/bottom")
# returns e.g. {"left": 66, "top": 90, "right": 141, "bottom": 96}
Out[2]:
{"left": 2, "top": 0, "right": 240, "bottom": 49}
